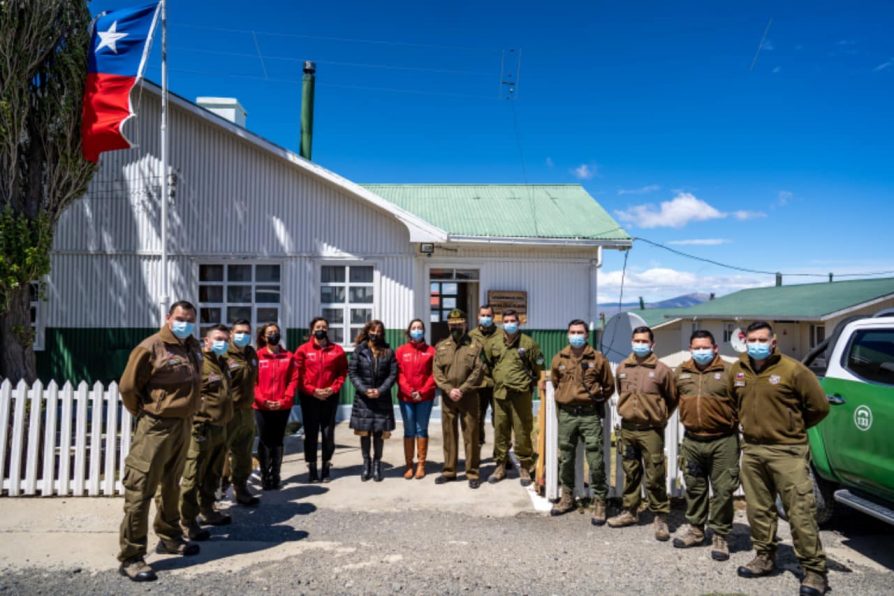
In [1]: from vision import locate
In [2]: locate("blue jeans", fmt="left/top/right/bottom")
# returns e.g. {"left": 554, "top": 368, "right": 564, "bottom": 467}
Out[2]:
{"left": 398, "top": 399, "right": 434, "bottom": 438}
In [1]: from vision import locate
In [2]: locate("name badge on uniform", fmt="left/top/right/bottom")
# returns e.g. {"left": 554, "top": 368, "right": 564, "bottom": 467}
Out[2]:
{"left": 618, "top": 373, "right": 627, "bottom": 379}
{"left": 769, "top": 375, "right": 781, "bottom": 385}
{"left": 558, "top": 364, "right": 566, "bottom": 371}
{"left": 648, "top": 371, "right": 655, "bottom": 378}
{"left": 680, "top": 373, "right": 692, "bottom": 379}
{"left": 734, "top": 381, "right": 745, "bottom": 387}
{"left": 714, "top": 373, "right": 722, "bottom": 380}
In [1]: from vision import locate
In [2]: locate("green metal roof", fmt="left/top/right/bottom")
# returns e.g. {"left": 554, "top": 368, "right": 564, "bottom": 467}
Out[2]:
{"left": 661, "top": 277, "right": 894, "bottom": 321}
{"left": 362, "top": 184, "right": 630, "bottom": 242}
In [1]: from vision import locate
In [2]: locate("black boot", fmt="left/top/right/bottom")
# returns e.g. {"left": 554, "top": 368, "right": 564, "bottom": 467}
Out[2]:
{"left": 373, "top": 460, "right": 383, "bottom": 482}
{"left": 372, "top": 434, "right": 384, "bottom": 482}
{"left": 321, "top": 461, "right": 331, "bottom": 483}
{"left": 258, "top": 444, "right": 272, "bottom": 490}
{"left": 307, "top": 462, "right": 319, "bottom": 483}
{"left": 270, "top": 446, "right": 283, "bottom": 490}
{"left": 360, "top": 436, "right": 372, "bottom": 482}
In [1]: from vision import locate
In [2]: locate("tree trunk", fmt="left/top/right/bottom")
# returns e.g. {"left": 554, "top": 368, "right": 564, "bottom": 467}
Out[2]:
{"left": 0, "top": 285, "right": 35, "bottom": 383}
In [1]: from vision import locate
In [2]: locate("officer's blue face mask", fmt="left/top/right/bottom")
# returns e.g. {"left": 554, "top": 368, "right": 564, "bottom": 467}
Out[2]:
{"left": 568, "top": 333, "right": 587, "bottom": 349}
{"left": 233, "top": 332, "right": 250, "bottom": 348}
{"left": 503, "top": 321, "right": 519, "bottom": 335}
{"left": 631, "top": 341, "right": 652, "bottom": 357}
{"left": 746, "top": 341, "right": 772, "bottom": 360}
{"left": 171, "top": 320, "right": 194, "bottom": 339}
{"left": 211, "top": 339, "right": 228, "bottom": 356}
{"left": 409, "top": 329, "right": 424, "bottom": 341}
{"left": 479, "top": 316, "right": 493, "bottom": 327}
{"left": 691, "top": 348, "right": 714, "bottom": 366}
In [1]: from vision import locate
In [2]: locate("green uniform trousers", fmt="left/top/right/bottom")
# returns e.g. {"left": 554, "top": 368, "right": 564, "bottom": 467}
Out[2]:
{"left": 225, "top": 407, "right": 255, "bottom": 486}
{"left": 442, "top": 391, "right": 481, "bottom": 480}
{"left": 557, "top": 406, "right": 607, "bottom": 500}
{"left": 681, "top": 434, "right": 740, "bottom": 536}
{"left": 118, "top": 415, "right": 190, "bottom": 561}
{"left": 620, "top": 427, "right": 669, "bottom": 514}
{"left": 180, "top": 422, "right": 228, "bottom": 523}
{"left": 493, "top": 389, "right": 535, "bottom": 469}
{"left": 741, "top": 443, "right": 826, "bottom": 574}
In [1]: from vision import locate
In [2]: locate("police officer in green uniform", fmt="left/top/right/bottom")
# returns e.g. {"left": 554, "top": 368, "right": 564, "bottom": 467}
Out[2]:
{"left": 223, "top": 319, "right": 260, "bottom": 506}
{"left": 484, "top": 308, "right": 543, "bottom": 487}
{"left": 468, "top": 304, "right": 497, "bottom": 446}
{"left": 433, "top": 309, "right": 486, "bottom": 488}
{"left": 607, "top": 325, "right": 678, "bottom": 541}
{"left": 548, "top": 319, "right": 615, "bottom": 524}
{"left": 672, "top": 330, "right": 737, "bottom": 561}
{"left": 180, "top": 324, "right": 235, "bottom": 540}
{"left": 117, "top": 301, "right": 203, "bottom": 582}
{"left": 730, "top": 321, "right": 830, "bottom": 596}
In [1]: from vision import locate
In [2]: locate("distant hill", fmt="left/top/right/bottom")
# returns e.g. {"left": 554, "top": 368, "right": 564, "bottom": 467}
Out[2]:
{"left": 597, "top": 292, "right": 710, "bottom": 319}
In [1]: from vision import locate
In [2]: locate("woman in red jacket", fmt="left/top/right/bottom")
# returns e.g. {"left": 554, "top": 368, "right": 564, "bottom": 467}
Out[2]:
{"left": 396, "top": 319, "right": 437, "bottom": 479}
{"left": 253, "top": 323, "right": 298, "bottom": 490}
{"left": 293, "top": 316, "right": 348, "bottom": 483}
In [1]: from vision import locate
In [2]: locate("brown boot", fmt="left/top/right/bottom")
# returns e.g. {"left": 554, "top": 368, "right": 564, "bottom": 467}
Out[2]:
{"left": 518, "top": 467, "right": 533, "bottom": 487}
{"left": 199, "top": 508, "right": 232, "bottom": 526}
{"left": 488, "top": 463, "right": 507, "bottom": 484}
{"left": 156, "top": 539, "right": 200, "bottom": 556}
{"left": 737, "top": 552, "right": 776, "bottom": 578}
{"left": 403, "top": 438, "right": 415, "bottom": 479}
{"left": 550, "top": 486, "right": 576, "bottom": 516}
{"left": 653, "top": 513, "right": 670, "bottom": 541}
{"left": 710, "top": 533, "right": 730, "bottom": 561}
{"left": 607, "top": 509, "right": 638, "bottom": 528}
{"left": 415, "top": 437, "right": 428, "bottom": 479}
{"left": 799, "top": 570, "right": 828, "bottom": 596}
{"left": 672, "top": 524, "right": 706, "bottom": 549}
{"left": 591, "top": 500, "right": 607, "bottom": 526}
{"left": 180, "top": 520, "right": 210, "bottom": 541}
{"left": 119, "top": 557, "right": 157, "bottom": 582}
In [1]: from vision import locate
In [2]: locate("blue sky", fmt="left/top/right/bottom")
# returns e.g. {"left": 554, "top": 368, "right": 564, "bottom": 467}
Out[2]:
{"left": 92, "top": 0, "right": 894, "bottom": 302}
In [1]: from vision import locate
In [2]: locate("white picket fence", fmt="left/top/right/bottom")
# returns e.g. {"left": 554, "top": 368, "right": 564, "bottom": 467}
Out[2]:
{"left": 0, "top": 379, "right": 132, "bottom": 497}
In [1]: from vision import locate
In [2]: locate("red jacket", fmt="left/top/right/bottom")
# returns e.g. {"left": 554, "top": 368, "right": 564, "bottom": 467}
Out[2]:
{"left": 253, "top": 346, "right": 299, "bottom": 411}
{"left": 396, "top": 341, "right": 437, "bottom": 403}
{"left": 293, "top": 339, "right": 348, "bottom": 398}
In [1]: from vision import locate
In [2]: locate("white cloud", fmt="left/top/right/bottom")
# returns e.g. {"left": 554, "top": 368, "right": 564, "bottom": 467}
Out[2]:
{"left": 572, "top": 163, "right": 596, "bottom": 180}
{"left": 545, "top": 157, "right": 555, "bottom": 168}
{"left": 772, "top": 66, "right": 782, "bottom": 74}
{"left": 732, "top": 210, "right": 766, "bottom": 220}
{"left": 777, "top": 190, "right": 793, "bottom": 206}
{"left": 874, "top": 60, "right": 892, "bottom": 72}
{"left": 667, "top": 238, "right": 731, "bottom": 246}
{"left": 618, "top": 184, "right": 661, "bottom": 195}
{"left": 761, "top": 39, "right": 775, "bottom": 51}
{"left": 614, "top": 192, "right": 724, "bottom": 229}
{"left": 597, "top": 267, "right": 771, "bottom": 303}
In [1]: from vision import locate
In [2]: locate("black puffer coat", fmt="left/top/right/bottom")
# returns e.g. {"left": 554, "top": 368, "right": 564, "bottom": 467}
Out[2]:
{"left": 348, "top": 342, "right": 397, "bottom": 433}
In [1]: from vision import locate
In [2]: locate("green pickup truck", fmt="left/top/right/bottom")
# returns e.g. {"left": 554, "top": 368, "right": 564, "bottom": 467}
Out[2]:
{"left": 801, "top": 313, "right": 894, "bottom": 525}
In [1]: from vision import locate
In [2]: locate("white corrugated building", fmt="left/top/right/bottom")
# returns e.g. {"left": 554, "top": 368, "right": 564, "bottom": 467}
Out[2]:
{"left": 35, "top": 83, "right": 631, "bottom": 405}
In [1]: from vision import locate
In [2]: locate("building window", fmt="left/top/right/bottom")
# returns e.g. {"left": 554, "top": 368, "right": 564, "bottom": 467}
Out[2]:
{"left": 723, "top": 322, "right": 735, "bottom": 343}
{"left": 198, "top": 263, "right": 281, "bottom": 337}
{"left": 30, "top": 281, "right": 44, "bottom": 351}
{"left": 809, "top": 324, "right": 826, "bottom": 349}
{"left": 320, "top": 265, "right": 374, "bottom": 346}
{"left": 429, "top": 268, "right": 478, "bottom": 323}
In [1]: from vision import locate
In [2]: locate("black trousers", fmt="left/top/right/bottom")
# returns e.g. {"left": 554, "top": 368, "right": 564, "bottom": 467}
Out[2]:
{"left": 254, "top": 409, "right": 290, "bottom": 448}
{"left": 299, "top": 393, "right": 338, "bottom": 463}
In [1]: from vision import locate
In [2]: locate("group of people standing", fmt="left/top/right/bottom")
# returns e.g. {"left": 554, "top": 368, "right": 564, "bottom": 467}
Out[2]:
{"left": 114, "top": 299, "right": 830, "bottom": 596}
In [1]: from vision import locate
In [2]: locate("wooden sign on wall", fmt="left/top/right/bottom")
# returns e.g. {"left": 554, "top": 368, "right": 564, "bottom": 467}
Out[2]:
{"left": 487, "top": 290, "right": 528, "bottom": 324}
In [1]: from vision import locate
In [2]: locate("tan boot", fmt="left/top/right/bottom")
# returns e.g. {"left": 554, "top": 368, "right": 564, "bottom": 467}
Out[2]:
{"left": 550, "top": 486, "right": 576, "bottom": 516}
{"left": 799, "top": 570, "right": 828, "bottom": 596}
{"left": 591, "top": 500, "right": 607, "bottom": 526}
{"left": 180, "top": 520, "right": 210, "bottom": 541}
{"left": 710, "top": 533, "right": 730, "bottom": 561}
{"left": 737, "top": 552, "right": 776, "bottom": 578}
{"left": 607, "top": 509, "right": 638, "bottom": 528}
{"left": 403, "top": 438, "right": 415, "bottom": 479}
{"left": 518, "top": 467, "right": 533, "bottom": 487}
{"left": 119, "top": 557, "right": 157, "bottom": 582}
{"left": 672, "top": 524, "right": 705, "bottom": 548}
{"left": 199, "top": 507, "right": 231, "bottom": 526}
{"left": 415, "top": 437, "right": 428, "bottom": 479}
{"left": 488, "top": 463, "right": 507, "bottom": 484}
{"left": 653, "top": 513, "right": 670, "bottom": 541}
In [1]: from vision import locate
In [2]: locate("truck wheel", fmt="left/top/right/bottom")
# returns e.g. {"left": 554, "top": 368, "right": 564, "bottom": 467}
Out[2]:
{"left": 774, "top": 465, "right": 835, "bottom": 526}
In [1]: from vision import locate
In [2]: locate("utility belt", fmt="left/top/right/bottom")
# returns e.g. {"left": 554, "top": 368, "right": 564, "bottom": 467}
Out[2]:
{"left": 620, "top": 420, "right": 663, "bottom": 431}
{"left": 684, "top": 430, "right": 736, "bottom": 443}
{"left": 557, "top": 403, "right": 601, "bottom": 416}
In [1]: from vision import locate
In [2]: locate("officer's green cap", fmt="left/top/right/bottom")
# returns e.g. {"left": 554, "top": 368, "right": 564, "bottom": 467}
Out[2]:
{"left": 447, "top": 309, "right": 466, "bottom": 323}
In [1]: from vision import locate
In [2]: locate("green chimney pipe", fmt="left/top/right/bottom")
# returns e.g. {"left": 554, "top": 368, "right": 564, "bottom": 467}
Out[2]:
{"left": 300, "top": 60, "right": 315, "bottom": 160}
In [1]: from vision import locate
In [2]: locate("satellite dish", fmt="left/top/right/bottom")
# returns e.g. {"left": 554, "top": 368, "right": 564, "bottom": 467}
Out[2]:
{"left": 730, "top": 327, "right": 747, "bottom": 353}
{"left": 601, "top": 312, "right": 648, "bottom": 365}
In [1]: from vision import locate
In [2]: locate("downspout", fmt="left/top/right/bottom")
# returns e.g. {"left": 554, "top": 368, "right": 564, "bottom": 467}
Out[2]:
{"left": 300, "top": 60, "right": 315, "bottom": 160}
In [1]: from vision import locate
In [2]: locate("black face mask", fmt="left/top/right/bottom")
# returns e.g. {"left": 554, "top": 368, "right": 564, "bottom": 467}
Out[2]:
{"left": 314, "top": 329, "right": 328, "bottom": 341}
{"left": 449, "top": 327, "right": 464, "bottom": 340}
{"left": 368, "top": 333, "right": 384, "bottom": 346}
{"left": 266, "top": 333, "right": 281, "bottom": 346}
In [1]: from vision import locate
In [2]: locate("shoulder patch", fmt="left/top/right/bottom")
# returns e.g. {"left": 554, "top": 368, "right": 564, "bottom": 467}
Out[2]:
{"left": 679, "top": 373, "right": 692, "bottom": 379}
{"left": 714, "top": 372, "right": 722, "bottom": 380}
{"left": 769, "top": 374, "right": 781, "bottom": 385}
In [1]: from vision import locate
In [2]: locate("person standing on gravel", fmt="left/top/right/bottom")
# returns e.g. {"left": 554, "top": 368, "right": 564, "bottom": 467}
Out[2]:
{"left": 396, "top": 319, "right": 437, "bottom": 479}
{"left": 117, "top": 300, "right": 204, "bottom": 582}
{"left": 547, "top": 319, "right": 614, "bottom": 524}
{"left": 221, "top": 319, "right": 260, "bottom": 507}
{"left": 671, "top": 330, "right": 737, "bottom": 561}
{"left": 607, "top": 325, "right": 678, "bottom": 542}
{"left": 468, "top": 304, "right": 498, "bottom": 447}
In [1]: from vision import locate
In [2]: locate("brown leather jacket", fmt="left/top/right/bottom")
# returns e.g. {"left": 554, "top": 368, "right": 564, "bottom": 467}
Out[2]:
{"left": 550, "top": 345, "right": 614, "bottom": 406}
{"left": 674, "top": 356, "right": 736, "bottom": 438}
{"left": 616, "top": 353, "right": 678, "bottom": 429}
{"left": 119, "top": 325, "right": 203, "bottom": 418}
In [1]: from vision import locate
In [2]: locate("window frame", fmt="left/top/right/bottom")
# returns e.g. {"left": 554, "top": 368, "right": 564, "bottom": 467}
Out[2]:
{"left": 841, "top": 327, "right": 894, "bottom": 387}
{"left": 197, "top": 261, "right": 283, "bottom": 337}
{"left": 317, "top": 261, "right": 378, "bottom": 350}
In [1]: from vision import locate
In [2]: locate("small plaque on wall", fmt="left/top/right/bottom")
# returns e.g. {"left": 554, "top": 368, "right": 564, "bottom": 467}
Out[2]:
{"left": 487, "top": 290, "right": 528, "bottom": 324}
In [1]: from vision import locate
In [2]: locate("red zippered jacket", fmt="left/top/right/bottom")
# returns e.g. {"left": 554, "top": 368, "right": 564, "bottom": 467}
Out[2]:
{"left": 293, "top": 339, "right": 348, "bottom": 397}
{"left": 396, "top": 341, "right": 437, "bottom": 403}
{"left": 253, "top": 346, "right": 298, "bottom": 411}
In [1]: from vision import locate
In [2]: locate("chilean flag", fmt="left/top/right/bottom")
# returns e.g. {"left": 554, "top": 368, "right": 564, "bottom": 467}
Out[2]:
{"left": 81, "top": 2, "right": 161, "bottom": 163}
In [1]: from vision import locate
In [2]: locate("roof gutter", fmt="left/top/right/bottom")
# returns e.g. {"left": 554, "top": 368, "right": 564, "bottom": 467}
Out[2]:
{"left": 445, "top": 235, "right": 632, "bottom": 248}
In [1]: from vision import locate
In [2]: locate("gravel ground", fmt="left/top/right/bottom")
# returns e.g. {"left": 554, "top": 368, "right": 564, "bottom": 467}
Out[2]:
{"left": 1, "top": 497, "right": 891, "bottom": 595}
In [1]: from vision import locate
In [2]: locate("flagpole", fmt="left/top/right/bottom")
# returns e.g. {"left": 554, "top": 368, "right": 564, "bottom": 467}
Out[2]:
{"left": 159, "top": 0, "right": 169, "bottom": 323}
